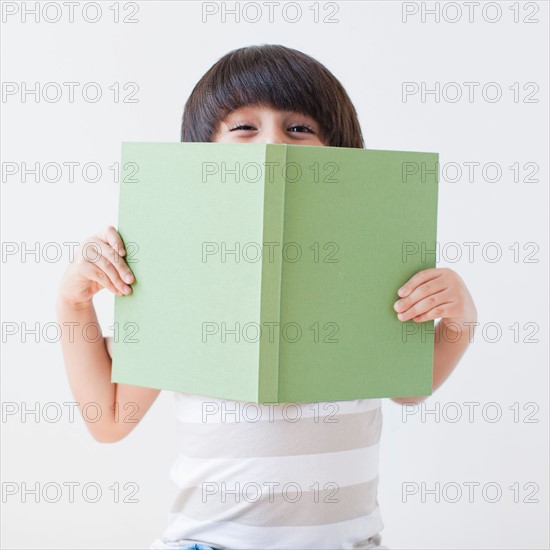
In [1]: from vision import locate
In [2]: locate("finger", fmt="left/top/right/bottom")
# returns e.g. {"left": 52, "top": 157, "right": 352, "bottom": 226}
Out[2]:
{"left": 411, "top": 304, "right": 456, "bottom": 323}
{"left": 81, "top": 259, "right": 124, "bottom": 296}
{"left": 394, "top": 278, "right": 448, "bottom": 313}
{"left": 397, "top": 289, "right": 453, "bottom": 322}
{"left": 98, "top": 225, "right": 126, "bottom": 257}
{"left": 83, "top": 242, "right": 132, "bottom": 294}
{"left": 88, "top": 238, "right": 134, "bottom": 285}
{"left": 88, "top": 253, "right": 132, "bottom": 295}
{"left": 398, "top": 268, "right": 444, "bottom": 298}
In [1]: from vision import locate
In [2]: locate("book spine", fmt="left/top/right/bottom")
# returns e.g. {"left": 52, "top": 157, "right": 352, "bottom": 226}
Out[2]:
{"left": 257, "top": 144, "right": 287, "bottom": 403}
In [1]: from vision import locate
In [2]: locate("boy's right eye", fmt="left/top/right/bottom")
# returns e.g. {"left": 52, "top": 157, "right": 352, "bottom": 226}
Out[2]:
{"left": 230, "top": 124, "right": 255, "bottom": 131}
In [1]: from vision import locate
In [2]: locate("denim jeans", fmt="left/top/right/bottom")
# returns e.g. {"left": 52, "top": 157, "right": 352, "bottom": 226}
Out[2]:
{"left": 175, "top": 536, "right": 387, "bottom": 550}
{"left": 177, "top": 544, "right": 216, "bottom": 550}
{"left": 177, "top": 543, "right": 386, "bottom": 550}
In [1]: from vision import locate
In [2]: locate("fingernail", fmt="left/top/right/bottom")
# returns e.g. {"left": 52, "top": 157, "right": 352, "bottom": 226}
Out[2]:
{"left": 124, "top": 273, "right": 134, "bottom": 283}
{"left": 123, "top": 285, "right": 131, "bottom": 294}
{"left": 394, "top": 300, "right": 402, "bottom": 311}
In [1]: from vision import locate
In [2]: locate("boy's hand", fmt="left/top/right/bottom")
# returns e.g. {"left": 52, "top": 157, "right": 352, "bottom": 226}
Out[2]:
{"left": 57, "top": 226, "right": 135, "bottom": 308}
{"left": 393, "top": 267, "right": 477, "bottom": 331}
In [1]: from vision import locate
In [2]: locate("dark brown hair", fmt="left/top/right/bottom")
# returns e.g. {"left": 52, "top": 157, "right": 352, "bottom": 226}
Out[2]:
{"left": 181, "top": 44, "right": 364, "bottom": 148}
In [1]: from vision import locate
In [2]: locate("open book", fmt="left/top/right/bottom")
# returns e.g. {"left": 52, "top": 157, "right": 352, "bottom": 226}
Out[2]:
{"left": 112, "top": 142, "right": 439, "bottom": 403}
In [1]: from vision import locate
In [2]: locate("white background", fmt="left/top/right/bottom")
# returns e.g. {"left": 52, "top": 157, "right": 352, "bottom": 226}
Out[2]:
{"left": 1, "top": 1, "right": 548, "bottom": 549}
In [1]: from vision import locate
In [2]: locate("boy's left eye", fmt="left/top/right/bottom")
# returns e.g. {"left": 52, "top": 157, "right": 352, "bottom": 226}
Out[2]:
{"left": 288, "top": 125, "right": 314, "bottom": 134}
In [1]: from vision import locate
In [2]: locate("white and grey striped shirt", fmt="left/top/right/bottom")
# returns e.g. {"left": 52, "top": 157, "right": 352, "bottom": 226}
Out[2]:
{"left": 150, "top": 393, "right": 384, "bottom": 549}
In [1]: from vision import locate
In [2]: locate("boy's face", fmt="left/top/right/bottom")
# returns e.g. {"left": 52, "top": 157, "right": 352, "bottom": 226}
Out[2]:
{"left": 212, "top": 105, "right": 325, "bottom": 146}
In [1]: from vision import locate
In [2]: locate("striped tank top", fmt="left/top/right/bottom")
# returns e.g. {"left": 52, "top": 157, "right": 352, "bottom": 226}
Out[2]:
{"left": 150, "top": 393, "right": 384, "bottom": 549}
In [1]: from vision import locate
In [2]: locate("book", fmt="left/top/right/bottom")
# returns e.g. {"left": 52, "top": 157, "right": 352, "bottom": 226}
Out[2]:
{"left": 112, "top": 142, "right": 439, "bottom": 403}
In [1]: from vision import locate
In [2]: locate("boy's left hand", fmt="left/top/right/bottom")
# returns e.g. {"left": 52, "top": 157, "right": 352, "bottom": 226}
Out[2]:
{"left": 393, "top": 267, "right": 477, "bottom": 331}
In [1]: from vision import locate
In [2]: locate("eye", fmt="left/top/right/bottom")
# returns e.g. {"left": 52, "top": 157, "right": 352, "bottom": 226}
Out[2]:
{"left": 229, "top": 124, "right": 256, "bottom": 132}
{"left": 288, "top": 124, "right": 315, "bottom": 134}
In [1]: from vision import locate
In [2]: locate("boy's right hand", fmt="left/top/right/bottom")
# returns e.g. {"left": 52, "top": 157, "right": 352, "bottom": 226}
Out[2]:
{"left": 58, "top": 226, "right": 135, "bottom": 308}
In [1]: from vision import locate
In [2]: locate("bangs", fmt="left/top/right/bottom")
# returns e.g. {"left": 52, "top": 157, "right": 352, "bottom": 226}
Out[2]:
{"left": 181, "top": 45, "right": 364, "bottom": 148}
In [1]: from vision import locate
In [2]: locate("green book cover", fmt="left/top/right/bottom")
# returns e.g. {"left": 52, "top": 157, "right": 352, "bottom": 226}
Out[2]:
{"left": 112, "top": 142, "right": 439, "bottom": 403}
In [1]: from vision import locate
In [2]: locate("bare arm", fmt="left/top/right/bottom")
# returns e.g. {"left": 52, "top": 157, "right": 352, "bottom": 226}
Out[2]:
{"left": 391, "top": 318, "right": 475, "bottom": 405}
{"left": 390, "top": 268, "right": 477, "bottom": 405}
{"left": 57, "top": 226, "right": 160, "bottom": 442}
